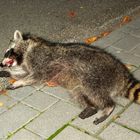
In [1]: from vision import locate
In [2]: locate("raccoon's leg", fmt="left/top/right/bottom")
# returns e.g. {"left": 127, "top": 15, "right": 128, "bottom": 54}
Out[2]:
{"left": 9, "top": 66, "right": 28, "bottom": 80}
{"left": 6, "top": 74, "right": 36, "bottom": 89}
{"left": 79, "top": 107, "right": 98, "bottom": 119}
{"left": 0, "top": 71, "right": 11, "bottom": 77}
{"left": 1, "top": 66, "right": 28, "bottom": 80}
{"left": 71, "top": 87, "right": 98, "bottom": 119}
{"left": 93, "top": 98, "right": 115, "bottom": 125}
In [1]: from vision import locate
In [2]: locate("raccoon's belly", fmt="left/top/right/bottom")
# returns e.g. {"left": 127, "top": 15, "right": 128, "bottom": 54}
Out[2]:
{"left": 48, "top": 70, "right": 81, "bottom": 90}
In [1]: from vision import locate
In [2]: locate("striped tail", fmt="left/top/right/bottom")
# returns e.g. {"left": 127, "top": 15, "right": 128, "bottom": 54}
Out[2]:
{"left": 126, "top": 79, "right": 140, "bottom": 104}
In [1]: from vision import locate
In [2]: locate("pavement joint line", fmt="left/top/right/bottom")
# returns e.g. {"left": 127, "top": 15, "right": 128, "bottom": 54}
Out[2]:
{"left": 47, "top": 115, "right": 80, "bottom": 140}
{"left": 47, "top": 115, "right": 104, "bottom": 140}
{"left": 0, "top": 99, "right": 58, "bottom": 139}
{"left": 39, "top": 89, "right": 80, "bottom": 107}
{"left": 20, "top": 89, "right": 60, "bottom": 112}
{"left": 95, "top": 101, "right": 133, "bottom": 136}
{"left": 68, "top": 115, "right": 100, "bottom": 138}
{"left": 124, "top": 45, "right": 140, "bottom": 53}
{"left": 134, "top": 53, "right": 140, "bottom": 58}
{"left": 114, "top": 121, "right": 140, "bottom": 135}
{"left": 24, "top": 127, "right": 45, "bottom": 140}
{"left": 69, "top": 123, "right": 103, "bottom": 140}
{"left": 69, "top": 124, "right": 102, "bottom": 140}
{"left": 132, "top": 66, "right": 140, "bottom": 73}
{"left": 8, "top": 88, "right": 37, "bottom": 102}
{"left": 0, "top": 97, "right": 20, "bottom": 116}
{"left": 32, "top": 84, "right": 46, "bottom": 90}
{"left": 0, "top": 100, "right": 21, "bottom": 116}
{"left": 20, "top": 101, "right": 42, "bottom": 113}
{"left": 5, "top": 109, "right": 40, "bottom": 139}
{"left": 47, "top": 123, "right": 69, "bottom": 140}
{"left": 21, "top": 90, "right": 36, "bottom": 100}
{"left": 21, "top": 97, "right": 60, "bottom": 113}
{"left": 115, "top": 101, "right": 127, "bottom": 108}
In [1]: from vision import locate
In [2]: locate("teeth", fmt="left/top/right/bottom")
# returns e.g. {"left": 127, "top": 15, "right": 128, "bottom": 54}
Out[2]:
{"left": 2, "top": 58, "right": 14, "bottom": 66}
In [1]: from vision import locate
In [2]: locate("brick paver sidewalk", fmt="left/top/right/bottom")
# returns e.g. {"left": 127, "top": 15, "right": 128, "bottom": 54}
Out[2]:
{"left": 0, "top": 18, "right": 140, "bottom": 140}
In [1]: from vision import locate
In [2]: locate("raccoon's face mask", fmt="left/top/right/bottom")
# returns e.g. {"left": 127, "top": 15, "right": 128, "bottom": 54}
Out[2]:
{"left": 1, "top": 30, "right": 24, "bottom": 67}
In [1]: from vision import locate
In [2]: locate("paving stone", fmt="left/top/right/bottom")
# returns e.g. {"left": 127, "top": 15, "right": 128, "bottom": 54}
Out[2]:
{"left": 133, "top": 68, "right": 140, "bottom": 80}
{"left": 53, "top": 126, "right": 97, "bottom": 140}
{"left": 129, "top": 28, "right": 140, "bottom": 38}
{"left": 116, "top": 103, "right": 140, "bottom": 132}
{"left": 8, "top": 86, "right": 36, "bottom": 101}
{"left": 22, "top": 90, "right": 59, "bottom": 111}
{"left": 0, "top": 103, "right": 39, "bottom": 139}
{"left": 106, "top": 46, "right": 137, "bottom": 71}
{"left": 93, "top": 30, "right": 126, "bottom": 48}
{"left": 113, "top": 35, "right": 140, "bottom": 52}
{"left": 127, "top": 19, "right": 140, "bottom": 29}
{"left": 114, "top": 97, "right": 130, "bottom": 107}
{"left": 26, "top": 101, "right": 81, "bottom": 139}
{"left": 100, "top": 123, "right": 140, "bottom": 140}
{"left": 130, "top": 44, "right": 140, "bottom": 57}
{"left": 111, "top": 51, "right": 140, "bottom": 67}
{"left": 105, "top": 46, "right": 122, "bottom": 54}
{"left": 9, "top": 128, "right": 43, "bottom": 140}
{"left": 0, "top": 95, "right": 17, "bottom": 114}
{"left": 71, "top": 105, "right": 122, "bottom": 135}
{"left": 32, "top": 83, "right": 45, "bottom": 90}
{"left": 117, "top": 24, "right": 139, "bottom": 34}
{"left": 41, "top": 86, "right": 71, "bottom": 102}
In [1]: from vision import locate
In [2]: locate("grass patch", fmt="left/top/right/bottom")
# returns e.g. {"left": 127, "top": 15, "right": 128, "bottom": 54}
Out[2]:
{"left": 47, "top": 123, "right": 69, "bottom": 140}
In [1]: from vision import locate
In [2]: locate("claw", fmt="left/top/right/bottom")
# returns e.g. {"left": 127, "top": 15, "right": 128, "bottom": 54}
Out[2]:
{"left": 93, "top": 115, "right": 108, "bottom": 125}
{"left": 79, "top": 107, "right": 98, "bottom": 119}
{"left": 6, "top": 85, "right": 16, "bottom": 90}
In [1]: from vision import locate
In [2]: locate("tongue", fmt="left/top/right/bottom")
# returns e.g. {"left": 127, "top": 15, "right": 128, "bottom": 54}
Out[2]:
{"left": 6, "top": 59, "right": 14, "bottom": 65}
{"left": 4, "top": 58, "right": 14, "bottom": 67}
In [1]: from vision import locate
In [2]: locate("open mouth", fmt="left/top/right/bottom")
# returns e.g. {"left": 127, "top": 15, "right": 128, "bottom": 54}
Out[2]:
{"left": 2, "top": 58, "right": 15, "bottom": 67}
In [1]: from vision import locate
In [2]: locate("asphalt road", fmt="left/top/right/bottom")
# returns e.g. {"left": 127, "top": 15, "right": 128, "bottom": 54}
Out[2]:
{"left": 0, "top": 0, "right": 140, "bottom": 52}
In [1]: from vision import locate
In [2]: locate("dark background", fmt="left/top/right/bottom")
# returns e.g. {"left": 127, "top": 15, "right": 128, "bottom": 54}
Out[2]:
{"left": 0, "top": 0, "right": 140, "bottom": 52}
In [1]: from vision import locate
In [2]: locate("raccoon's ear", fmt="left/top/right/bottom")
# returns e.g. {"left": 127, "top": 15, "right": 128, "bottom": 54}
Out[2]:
{"left": 14, "top": 30, "right": 23, "bottom": 41}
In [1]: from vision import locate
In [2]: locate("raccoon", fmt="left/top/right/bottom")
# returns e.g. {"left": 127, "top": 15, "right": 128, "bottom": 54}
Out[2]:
{"left": 0, "top": 30, "right": 140, "bottom": 125}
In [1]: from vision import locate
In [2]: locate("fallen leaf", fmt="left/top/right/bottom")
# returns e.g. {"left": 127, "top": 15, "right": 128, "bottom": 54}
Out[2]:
{"left": 112, "top": 115, "right": 120, "bottom": 120}
{"left": 121, "top": 16, "right": 132, "bottom": 24}
{"left": 85, "top": 36, "right": 98, "bottom": 44}
{"left": 46, "top": 81, "right": 58, "bottom": 87}
{"left": 101, "top": 31, "right": 110, "bottom": 37}
{"left": 68, "top": 11, "right": 76, "bottom": 18}
{"left": 8, "top": 78, "right": 16, "bottom": 84}
{"left": 0, "top": 102, "right": 3, "bottom": 107}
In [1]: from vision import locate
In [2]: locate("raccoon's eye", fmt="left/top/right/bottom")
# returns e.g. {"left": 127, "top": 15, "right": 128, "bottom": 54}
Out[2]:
{"left": 4, "top": 48, "right": 14, "bottom": 58}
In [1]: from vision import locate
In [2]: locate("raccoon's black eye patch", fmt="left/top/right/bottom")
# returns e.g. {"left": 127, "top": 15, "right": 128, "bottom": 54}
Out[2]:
{"left": 4, "top": 48, "right": 14, "bottom": 58}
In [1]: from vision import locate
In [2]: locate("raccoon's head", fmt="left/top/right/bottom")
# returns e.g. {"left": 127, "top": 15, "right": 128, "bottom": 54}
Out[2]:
{"left": 1, "top": 30, "right": 28, "bottom": 67}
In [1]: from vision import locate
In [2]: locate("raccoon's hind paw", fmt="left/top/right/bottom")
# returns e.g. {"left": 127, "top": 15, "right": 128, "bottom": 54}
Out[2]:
{"left": 93, "top": 115, "right": 108, "bottom": 125}
{"left": 79, "top": 107, "right": 98, "bottom": 119}
{"left": 93, "top": 105, "right": 115, "bottom": 125}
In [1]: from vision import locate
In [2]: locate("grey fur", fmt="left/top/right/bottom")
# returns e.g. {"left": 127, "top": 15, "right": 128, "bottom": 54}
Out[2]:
{"left": 0, "top": 30, "right": 135, "bottom": 124}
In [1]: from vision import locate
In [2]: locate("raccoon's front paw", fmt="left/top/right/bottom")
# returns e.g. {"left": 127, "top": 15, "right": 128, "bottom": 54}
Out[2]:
{"left": 6, "top": 84, "right": 17, "bottom": 90}
{"left": 6, "top": 83, "right": 22, "bottom": 90}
